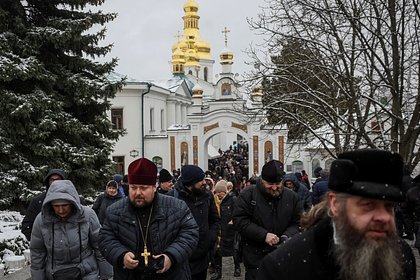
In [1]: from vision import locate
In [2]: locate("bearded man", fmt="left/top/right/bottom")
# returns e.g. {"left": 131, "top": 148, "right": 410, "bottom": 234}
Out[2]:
{"left": 167, "top": 164, "right": 220, "bottom": 280}
{"left": 233, "top": 160, "right": 303, "bottom": 280}
{"left": 257, "top": 149, "right": 417, "bottom": 280}
{"left": 99, "top": 158, "right": 199, "bottom": 280}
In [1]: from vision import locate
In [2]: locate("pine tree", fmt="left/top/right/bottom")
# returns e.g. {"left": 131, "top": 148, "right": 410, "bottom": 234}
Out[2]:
{"left": 0, "top": 0, "right": 123, "bottom": 209}
{"left": 262, "top": 38, "right": 346, "bottom": 140}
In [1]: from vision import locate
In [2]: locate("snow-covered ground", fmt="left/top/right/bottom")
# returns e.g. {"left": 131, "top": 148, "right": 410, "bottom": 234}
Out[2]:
{"left": 0, "top": 211, "right": 29, "bottom": 276}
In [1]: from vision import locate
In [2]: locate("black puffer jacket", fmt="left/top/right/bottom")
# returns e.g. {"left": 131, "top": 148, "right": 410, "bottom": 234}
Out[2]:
{"left": 402, "top": 182, "right": 420, "bottom": 242}
{"left": 21, "top": 169, "right": 67, "bottom": 240}
{"left": 92, "top": 192, "right": 123, "bottom": 225}
{"left": 168, "top": 181, "right": 220, "bottom": 275}
{"left": 99, "top": 193, "right": 199, "bottom": 280}
{"left": 233, "top": 179, "right": 302, "bottom": 269}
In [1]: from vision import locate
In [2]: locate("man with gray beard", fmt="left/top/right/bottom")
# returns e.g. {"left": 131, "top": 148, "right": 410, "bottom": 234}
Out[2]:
{"left": 257, "top": 149, "right": 416, "bottom": 280}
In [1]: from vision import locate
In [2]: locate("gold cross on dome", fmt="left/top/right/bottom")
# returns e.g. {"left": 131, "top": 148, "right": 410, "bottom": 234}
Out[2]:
{"left": 141, "top": 246, "right": 151, "bottom": 266}
{"left": 221, "top": 27, "right": 230, "bottom": 47}
{"left": 174, "top": 30, "right": 183, "bottom": 42}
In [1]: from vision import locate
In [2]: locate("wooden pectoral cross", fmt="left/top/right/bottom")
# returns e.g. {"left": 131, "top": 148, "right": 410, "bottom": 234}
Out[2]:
{"left": 141, "top": 246, "right": 151, "bottom": 266}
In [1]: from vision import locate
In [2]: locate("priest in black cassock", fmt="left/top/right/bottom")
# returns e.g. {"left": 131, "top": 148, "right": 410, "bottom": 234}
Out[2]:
{"left": 99, "top": 158, "right": 199, "bottom": 280}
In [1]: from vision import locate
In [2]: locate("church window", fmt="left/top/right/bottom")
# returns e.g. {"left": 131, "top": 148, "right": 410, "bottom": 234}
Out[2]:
{"left": 150, "top": 108, "right": 155, "bottom": 131}
{"left": 188, "top": 70, "right": 193, "bottom": 75}
{"left": 111, "top": 108, "right": 123, "bottom": 130}
{"left": 292, "top": 160, "right": 303, "bottom": 173}
{"left": 161, "top": 109, "right": 165, "bottom": 131}
{"left": 112, "top": 156, "right": 125, "bottom": 175}
{"left": 152, "top": 156, "right": 163, "bottom": 170}
{"left": 204, "top": 67, "right": 208, "bottom": 81}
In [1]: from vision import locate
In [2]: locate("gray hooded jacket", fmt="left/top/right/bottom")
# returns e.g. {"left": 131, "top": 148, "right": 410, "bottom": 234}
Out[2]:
{"left": 30, "top": 180, "right": 112, "bottom": 280}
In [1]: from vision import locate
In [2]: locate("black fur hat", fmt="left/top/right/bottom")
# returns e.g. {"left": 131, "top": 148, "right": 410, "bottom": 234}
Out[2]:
{"left": 329, "top": 149, "right": 404, "bottom": 202}
{"left": 261, "top": 160, "right": 285, "bottom": 183}
{"left": 159, "top": 168, "right": 173, "bottom": 183}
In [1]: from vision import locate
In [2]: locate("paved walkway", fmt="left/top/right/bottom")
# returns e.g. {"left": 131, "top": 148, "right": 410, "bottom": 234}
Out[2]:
{"left": 3, "top": 245, "right": 420, "bottom": 279}
{"left": 207, "top": 257, "right": 245, "bottom": 280}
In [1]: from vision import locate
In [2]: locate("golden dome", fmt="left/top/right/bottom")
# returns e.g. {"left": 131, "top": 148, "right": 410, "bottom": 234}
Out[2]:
{"left": 184, "top": 0, "right": 199, "bottom": 13}
{"left": 220, "top": 47, "right": 233, "bottom": 64}
{"left": 192, "top": 83, "right": 203, "bottom": 98}
{"left": 172, "top": 40, "right": 188, "bottom": 53}
{"left": 171, "top": 0, "right": 212, "bottom": 74}
{"left": 185, "top": 48, "right": 200, "bottom": 67}
{"left": 172, "top": 47, "right": 186, "bottom": 74}
{"left": 195, "top": 40, "right": 211, "bottom": 59}
{"left": 172, "top": 47, "right": 185, "bottom": 61}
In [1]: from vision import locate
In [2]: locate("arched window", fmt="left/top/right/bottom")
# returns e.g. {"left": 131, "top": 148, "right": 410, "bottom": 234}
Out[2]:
{"left": 325, "top": 158, "right": 334, "bottom": 171}
{"left": 204, "top": 67, "right": 208, "bottom": 81}
{"left": 292, "top": 160, "right": 303, "bottom": 173}
{"left": 152, "top": 156, "right": 163, "bottom": 171}
{"left": 188, "top": 70, "right": 193, "bottom": 75}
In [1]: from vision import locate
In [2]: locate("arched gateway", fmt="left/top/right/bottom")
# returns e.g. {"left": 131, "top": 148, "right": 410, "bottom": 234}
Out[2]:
{"left": 167, "top": 108, "right": 287, "bottom": 177}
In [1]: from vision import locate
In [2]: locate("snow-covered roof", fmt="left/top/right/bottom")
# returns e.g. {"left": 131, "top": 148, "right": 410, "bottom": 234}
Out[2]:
{"left": 107, "top": 72, "right": 138, "bottom": 83}
{"left": 108, "top": 72, "right": 196, "bottom": 94}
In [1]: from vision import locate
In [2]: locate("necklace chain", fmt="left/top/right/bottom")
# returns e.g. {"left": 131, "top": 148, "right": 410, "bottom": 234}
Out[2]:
{"left": 137, "top": 205, "right": 153, "bottom": 254}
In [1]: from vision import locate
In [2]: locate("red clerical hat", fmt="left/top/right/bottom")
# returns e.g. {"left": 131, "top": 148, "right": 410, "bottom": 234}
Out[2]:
{"left": 128, "top": 158, "right": 157, "bottom": 185}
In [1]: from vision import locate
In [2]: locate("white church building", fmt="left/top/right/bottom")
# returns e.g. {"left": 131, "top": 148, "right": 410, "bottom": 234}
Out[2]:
{"left": 108, "top": 0, "right": 334, "bottom": 178}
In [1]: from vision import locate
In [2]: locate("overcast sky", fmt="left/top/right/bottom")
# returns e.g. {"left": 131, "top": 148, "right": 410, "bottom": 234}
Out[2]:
{"left": 96, "top": 0, "right": 266, "bottom": 81}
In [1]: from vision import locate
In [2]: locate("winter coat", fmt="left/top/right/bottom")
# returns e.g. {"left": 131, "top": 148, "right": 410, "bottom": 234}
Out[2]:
{"left": 218, "top": 192, "right": 236, "bottom": 256}
{"left": 312, "top": 177, "right": 329, "bottom": 204}
{"left": 233, "top": 180, "right": 302, "bottom": 269}
{"left": 98, "top": 193, "right": 199, "bottom": 280}
{"left": 167, "top": 181, "right": 221, "bottom": 275}
{"left": 30, "top": 180, "right": 112, "bottom": 280}
{"left": 21, "top": 169, "right": 67, "bottom": 241}
{"left": 92, "top": 191, "right": 123, "bottom": 225}
{"left": 257, "top": 216, "right": 416, "bottom": 280}
{"left": 402, "top": 185, "right": 420, "bottom": 240}
{"left": 283, "top": 173, "right": 312, "bottom": 211}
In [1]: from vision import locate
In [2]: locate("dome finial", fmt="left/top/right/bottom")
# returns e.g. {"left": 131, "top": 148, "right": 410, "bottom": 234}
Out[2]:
{"left": 222, "top": 27, "right": 230, "bottom": 47}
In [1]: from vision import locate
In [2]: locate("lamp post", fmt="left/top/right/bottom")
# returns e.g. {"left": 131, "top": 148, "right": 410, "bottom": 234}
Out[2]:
{"left": 129, "top": 149, "right": 139, "bottom": 158}
{"left": 141, "top": 83, "right": 152, "bottom": 158}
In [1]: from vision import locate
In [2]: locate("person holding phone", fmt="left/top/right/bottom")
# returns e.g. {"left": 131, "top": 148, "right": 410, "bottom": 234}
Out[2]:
{"left": 99, "top": 158, "right": 199, "bottom": 280}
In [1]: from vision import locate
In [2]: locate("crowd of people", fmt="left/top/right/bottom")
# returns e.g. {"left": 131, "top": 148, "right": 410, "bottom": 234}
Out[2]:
{"left": 20, "top": 147, "right": 419, "bottom": 280}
